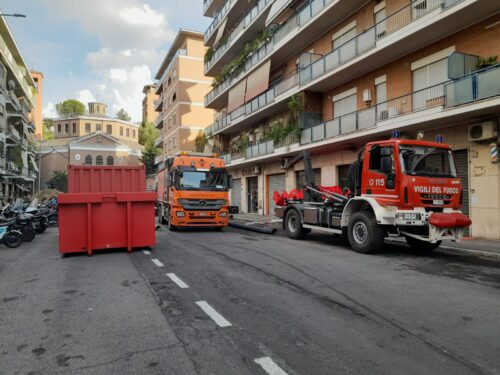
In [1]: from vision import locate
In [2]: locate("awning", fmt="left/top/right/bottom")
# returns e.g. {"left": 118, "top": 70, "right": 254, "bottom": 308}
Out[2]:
{"left": 266, "top": 0, "right": 289, "bottom": 25}
{"left": 245, "top": 60, "right": 271, "bottom": 102}
{"left": 227, "top": 79, "right": 247, "bottom": 113}
{"left": 214, "top": 18, "right": 228, "bottom": 46}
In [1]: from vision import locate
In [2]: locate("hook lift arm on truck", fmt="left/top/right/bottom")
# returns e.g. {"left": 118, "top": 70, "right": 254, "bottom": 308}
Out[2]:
{"left": 275, "top": 137, "right": 471, "bottom": 254}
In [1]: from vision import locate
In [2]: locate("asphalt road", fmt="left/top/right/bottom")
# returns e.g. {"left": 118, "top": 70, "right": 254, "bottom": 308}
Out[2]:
{"left": 1, "top": 226, "right": 499, "bottom": 375}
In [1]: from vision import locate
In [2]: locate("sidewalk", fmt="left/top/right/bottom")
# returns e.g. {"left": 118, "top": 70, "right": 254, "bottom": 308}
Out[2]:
{"left": 230, "top": 213, "right": 500, "bottom": 260}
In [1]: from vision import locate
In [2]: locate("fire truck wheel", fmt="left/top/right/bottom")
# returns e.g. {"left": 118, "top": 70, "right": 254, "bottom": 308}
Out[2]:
{"left": 167, "top": 219, "right": 177, "bottom": 232}
{"left": 285, "top": 209, "right": 307, "bottom": 240}
{"left": 348, "top": 212, "right": 385, "bottom": 254}
{"left": 405, "top": 236, "right": 441, "bottom": 254}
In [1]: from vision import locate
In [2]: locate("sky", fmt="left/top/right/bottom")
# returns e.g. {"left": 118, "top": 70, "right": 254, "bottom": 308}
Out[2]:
{"left": 1, "top": 0, "right": 210, "bottom": 122}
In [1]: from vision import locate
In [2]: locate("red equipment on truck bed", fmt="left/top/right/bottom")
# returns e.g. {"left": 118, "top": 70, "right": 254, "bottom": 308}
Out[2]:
{"left": 59, "top": 166, "right": 156, "bottom": 256}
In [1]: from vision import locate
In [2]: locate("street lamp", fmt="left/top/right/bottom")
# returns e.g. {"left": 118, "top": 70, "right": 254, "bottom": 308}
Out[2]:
{"left": 0, "top": 13, "right": 27, "bottom": 18}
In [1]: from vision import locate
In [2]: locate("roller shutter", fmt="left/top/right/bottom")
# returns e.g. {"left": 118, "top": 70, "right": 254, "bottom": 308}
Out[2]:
{"left": 454, "top": 149, "right": 470, "bottom": 235}
{"left": 231, "top": 178, "right": 242, "bottom": 209}
{"left": 268, "top": 173, "right": 286, "bottom": 216}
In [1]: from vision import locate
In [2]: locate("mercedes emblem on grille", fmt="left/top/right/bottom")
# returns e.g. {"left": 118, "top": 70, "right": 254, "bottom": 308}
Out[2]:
{"left": 199, "top": 200, "right": 206, "bottom": 206}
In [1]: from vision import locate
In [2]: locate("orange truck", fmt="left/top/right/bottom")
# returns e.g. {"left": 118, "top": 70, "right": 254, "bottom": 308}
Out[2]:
{"left": 156, "top": 152, "right": 231, "bottom": 230}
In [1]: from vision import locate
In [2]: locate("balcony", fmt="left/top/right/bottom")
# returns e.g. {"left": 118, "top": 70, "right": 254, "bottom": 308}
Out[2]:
{"left": 154, "top": 155, "right": 164, "bottom": 165}
{"left": 207, "top": 0, "right": 496, "bottom": 136}
{"left": 205, "top": 0, "right": 367, "bottom": 107}
{"left": 222, "top": 65, "right": 500, "bottom": 168}
{"left": 154, "top": 136, "right": 164, "bottom": 148}
{"left": 204, "top": 0, "right": 273, "bottom": 74}
{"left": 154, "top": 114, "right": 164, "bottom": 129}
{"left": 5, "top": 91, "right": 20, "bottom": 111}
{"left": 154, "top": 97, "right": 163, "bottom": 112}
{"left": 204, "top": 0, "right": 236, "bottom": 44}
{"left": 156, "top": 49, "right": 186, "bottom": 92}
{"left": 204, "top": 0, "right": 227, "bottom": 18}
{"left": 6, "top": 125, "right": 21, "bottom": 142}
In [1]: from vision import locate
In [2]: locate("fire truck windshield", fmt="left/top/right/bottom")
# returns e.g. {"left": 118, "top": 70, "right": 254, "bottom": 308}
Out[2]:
{"left": 177, "top": 170, "right": 229, "bottom": 191}
{"left": 399, "top": 145, "right": 457, "bottom": 178}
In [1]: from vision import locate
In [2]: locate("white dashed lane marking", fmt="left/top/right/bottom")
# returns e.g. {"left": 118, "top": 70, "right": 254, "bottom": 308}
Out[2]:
{"left": 143, "top": 250, "right": 151, "bottom": 255}
{"left": 151, "top": 259, "right": 164, "bottom": 267}
{"left": 195, "top": 301, "right": 232, "bottom": 328}
{"left": 254, "top": 357, "right": 289, "bottom": 375}
{"left": 166, "top": 273, "right": 189, "bottom": 289}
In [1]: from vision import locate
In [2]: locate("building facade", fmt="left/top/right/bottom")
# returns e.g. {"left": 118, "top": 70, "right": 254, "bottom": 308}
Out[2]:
{"left": 30, "top": 70, "right": 44, "bottom": 140}
{"left": 51, "top": 102, "right": 140, "bottom": 143}
{"left": 203, "top": 0, "right": 500, "bottom": 239}
{"left": 0, "top": 14, "right": 38, "bottom": 199}
{"left": 42, "top": 102, "right": 143, "bottom": 189}
{"left": 154, "top": 29, "right": 214, "bottom": 164}
{"left": 142, "top": 84, "right": 159, "bottom": 124}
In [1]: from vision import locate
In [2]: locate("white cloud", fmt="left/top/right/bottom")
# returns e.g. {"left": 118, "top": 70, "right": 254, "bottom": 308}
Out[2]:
{"left": 74, "top": 90, "right": 96, "bottom": 107}
{"left": 40, "top": 0, "right": 176, "bottom": 121}
{"left": 43, "top": 101, "right": 57, "bottom": 118}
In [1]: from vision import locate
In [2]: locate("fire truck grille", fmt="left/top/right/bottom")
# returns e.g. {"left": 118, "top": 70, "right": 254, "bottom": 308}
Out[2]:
{"left": 420, "top": 194, "right": 452, "bottom": 206}
{"left": 179, "top": 199, "right": 226, "bottom": 211}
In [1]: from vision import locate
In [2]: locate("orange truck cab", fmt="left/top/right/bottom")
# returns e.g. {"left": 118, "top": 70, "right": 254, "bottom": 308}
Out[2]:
{"left": 156, "top": 152, "right": 231, "bottom": 230}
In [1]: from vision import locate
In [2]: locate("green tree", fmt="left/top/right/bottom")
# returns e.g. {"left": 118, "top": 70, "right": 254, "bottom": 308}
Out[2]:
{"left": 194, "top": 131, "right": 208, "bottom": 153}
{"left": 55, "top": 99, "right": 86, "bottom": 118}
{"left": 116, "top": 108, "right": 131, "bottom": 121}
{"left": 42, "top": 118, "right": 55, "bottom": 141}
{"left": 46, "top": 170, "right": 68, "bottom": 192}
{"left": 139, "top": 121, "right": 161, "bottom": 175}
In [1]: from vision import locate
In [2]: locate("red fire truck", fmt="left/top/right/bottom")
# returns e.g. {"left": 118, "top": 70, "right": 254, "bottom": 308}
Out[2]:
{"left": 276, "top": 136, "right": 471, "bottom": 253}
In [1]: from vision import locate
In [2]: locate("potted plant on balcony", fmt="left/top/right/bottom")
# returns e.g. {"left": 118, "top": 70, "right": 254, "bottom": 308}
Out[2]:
{"left": 477, "top": 56, "right": 498, "bottom": 70}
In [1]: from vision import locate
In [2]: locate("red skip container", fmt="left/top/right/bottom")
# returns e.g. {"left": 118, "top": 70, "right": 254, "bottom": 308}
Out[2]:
{"left": 68, "top": 165, "right": 146, "bottom": 193}
{"left": 59, "top": 166, "right": 156, "bottom": 256}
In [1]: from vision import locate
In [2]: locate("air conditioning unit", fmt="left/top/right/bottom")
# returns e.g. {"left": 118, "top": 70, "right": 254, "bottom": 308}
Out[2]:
{"left": 379, "top": 110, "right": 389, "bottom": 120}
{"left": 468, "top": 121, "right": 498, "bottom": 142}
{"left": 253, "top": 165, "right": 261, "bottom": 175}
{"left": 280, "top": 157, "right": 290, "bottom": 169}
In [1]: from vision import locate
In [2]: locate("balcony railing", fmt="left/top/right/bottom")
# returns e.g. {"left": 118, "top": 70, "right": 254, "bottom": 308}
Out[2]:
{"left": 205, "top": 0, "right": 464, "bottom": 106}
{"left": 445, "top": 64, "right": 500, "bottom": 107}
{"left": 154, "top": 137, "right": 163, "bottom": 148}
{"left": 157, "top": 49, "right": 186, "bottom": 87}
{"left": 7, "top": 125, "right": 21, "bottom": 141}
{"left": 205, "top": 0, "right": 273, "bottom": 71}
{"left": 154, "top": 114, "right": 164, "bottom": 128}
{"left": 154, "top": 155, "right": 164, "bottom": 165}
{"left": 245, "top": 140, "right": 274, "bottom": 159}
{"left": 301, "top": 82, "right": 447, "bottom": 144}
{"left": 204, "top": 0, "right": 236, "bottom": 43}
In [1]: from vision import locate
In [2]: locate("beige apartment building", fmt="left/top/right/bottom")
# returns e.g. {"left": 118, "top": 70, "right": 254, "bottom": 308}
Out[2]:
{"left": 30, "top": 70, "right": 44, "bottom": 140}
{"left": 142, "top": 84, "right": 159, "bottom": 124}
{"left": 154, "top": 29, "right": 214, "bottom": 164}
{"left": 40, "top": 102, "right": 143, "bottom": 188}
{"left": 0, "top": 13, "right": 38, "bottom": 198}
{"left": 203, "top": 0, "right": 500, "bottom": 239}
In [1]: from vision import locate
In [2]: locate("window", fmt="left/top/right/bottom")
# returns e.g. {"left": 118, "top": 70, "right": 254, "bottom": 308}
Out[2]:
{"left": 332, "top": 26, "right": 356, "bottom": 50}
{"left": 57, "top": 124, "right": 62, "bottom": 133}
{"left": 375, "top": 8, "right": 386, "bottom": 39}
{"left": 172, "top": 136, "right": 177, "bottom": 148}
{"left": 126, "top": 128, "right": 130, "bottom": 137}
{"left": 72, "top": 123, "right": 76, "bottom": 134}
{"left": 296, "top": 169, "right": 322, "bottom": 191}
{"left": 96, "top": 155, "right": 103, "bottom": 165}
{"left": 167, "top": 77, "right": 172, "bottom": 86}
{"left": 172, "top": 112, "right": 176, "bottom": 126}
{"left": 85, "top": 123, "right": 91, "bottom": 133}
{"left": 333, "top": 94, "right": 356, "bottom": 117}
{"left": 172, "top": 92, "right": 177, "bottom": 102}
{"left": 85, "top": 155, "right": 92, "bottom": 165}
{"left": 106, "top": 124, "right": 112, "bottom": 134}
{"left": 65, "top": 123, "right": 69, "bottom": 133}
{"left": 376, "top": 78, "right": 387, "bottom": 118}
{"left": 106, "top": 156, "right": 114, "bottom": 165}
{"left": 120, "top": 127, "right": 123, "bottom": 136}
{"left": 369, "top": 145, "right": 394, "bottom": 173}
{"left": 412, "top": 58, "right": 448, "bottom": 108}
{"left": 132, "top": 129, "right": 136, "bottom": 138}
{"left": 172, "top": 68, "right": 177, "bottom": 78}
{"left": 96, "top": 124, "right": 102, "bottom": 132}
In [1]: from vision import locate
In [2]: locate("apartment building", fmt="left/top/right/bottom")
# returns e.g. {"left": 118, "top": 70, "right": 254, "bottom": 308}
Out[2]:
{"left": 0, "top": 14, "right": 38, "bottom": 198}
{"left": 154, "top": 29, "right": 214, "bottom": 164}
{"left": 142, "top": 84, "right": 159, "bottom": 124}
{"left": 30, "top": 70, "right": 44, "bottom": 140}
{"left": 203, "top": 0, "right": 500, "bottom": 238}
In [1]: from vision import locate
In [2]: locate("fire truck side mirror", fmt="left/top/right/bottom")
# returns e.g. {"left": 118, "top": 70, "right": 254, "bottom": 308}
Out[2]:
{"left": 229, "top": 175, "right": 234, "bottom": 189}
{"left": 167, "top": 173, "right": 173, "bottom": 187}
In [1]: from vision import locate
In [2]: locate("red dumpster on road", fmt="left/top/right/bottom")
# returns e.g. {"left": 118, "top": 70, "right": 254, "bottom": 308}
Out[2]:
{"left": 59, "top": 166, "right": 156, "bottom": 256}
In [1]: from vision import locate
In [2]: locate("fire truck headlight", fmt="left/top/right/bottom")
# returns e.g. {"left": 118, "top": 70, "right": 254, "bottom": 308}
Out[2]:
{"left": 396, "top": 212, "right": 421, "bottom": 221}
{"left": 176, "top": 211, "right": 186, "bottom": 217}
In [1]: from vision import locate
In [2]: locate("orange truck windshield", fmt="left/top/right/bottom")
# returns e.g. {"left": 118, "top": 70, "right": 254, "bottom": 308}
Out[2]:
{"left": 177, "top": 170, "right": 229, "bottom": 191}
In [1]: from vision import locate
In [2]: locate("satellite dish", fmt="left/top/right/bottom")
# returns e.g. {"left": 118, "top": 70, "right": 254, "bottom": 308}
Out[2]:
{"left": 75, "top": 154, "right": 81, "bottom": 161}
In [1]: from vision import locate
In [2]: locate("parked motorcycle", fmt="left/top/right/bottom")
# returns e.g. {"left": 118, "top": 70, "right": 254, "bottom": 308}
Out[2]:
{"left": 0, "top": 219, "right": 23, "bottom": 248}
{"left": 3, "top": 199, "right": 36, "bottom": 242}
{"left": 25, "top": 199, "right": 49, "bottom": 234}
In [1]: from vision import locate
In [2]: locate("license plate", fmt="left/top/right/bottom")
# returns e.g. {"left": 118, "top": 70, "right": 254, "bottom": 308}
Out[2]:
{"left": 433, "top": 199, "right": 444, "bottom": 206}
{"left": 199, "top": 212, "right": 207, "bottom": 216}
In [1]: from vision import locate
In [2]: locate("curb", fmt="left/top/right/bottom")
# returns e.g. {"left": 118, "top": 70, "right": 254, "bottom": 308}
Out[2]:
{"left": 438, "top": 246, "right": 500, "bottom": 261}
